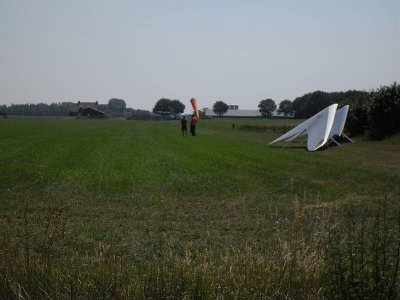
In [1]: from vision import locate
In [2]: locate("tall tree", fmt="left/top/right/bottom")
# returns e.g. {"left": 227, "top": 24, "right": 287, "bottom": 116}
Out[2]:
{"left": 291, "top": 90, "right": 369, "bottom": 119}
{"left": 108, "top": 98, "right": 126, "bottom": 114}
{"left": 292, "top": 91, "right": 332, "bottom": 118}
{"left": 258, "top": 99, "right": 276, "bottom": 117}
{"left": 344, "top": 94, "right": 371, "bottom": 136}
{"left": 170, "top": 99, "right": 185, "bottom": 114}
{"left": 277, "top": 100, "right": 294, "bottom": 117}
{"left": 213, "top": 101, "right": 229, "bottom": 116}
{"left": 153, "top": 98, "right": 185, "bottom": 115}
{"left": 368, "top": 82, "right": 400, "bottom": 140}
{"left": 0, "top": 105, "right": 6, "bottom": 115}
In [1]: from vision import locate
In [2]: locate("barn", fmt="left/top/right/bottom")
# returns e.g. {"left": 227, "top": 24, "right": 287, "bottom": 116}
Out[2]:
{"left": 69, "top": 101, "right": 106, "bottom": 118}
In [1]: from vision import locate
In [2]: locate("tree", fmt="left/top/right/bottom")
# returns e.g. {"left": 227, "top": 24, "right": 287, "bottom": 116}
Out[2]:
{"left": 108, "top": 98, "right": 126, "bottom": 114}
{"left": 126, "top": 108, "right": 152, "bottom": 117}
{"left": 291, "top": 90, "right": 369, "bottom": 119}
{"left": 0, "top": 105, "right": 6, "bottom": 116}
{"left": 277, "top": 100, "right": 294, "bottom": 117}
{"left": 170, "top": 100, "right": 185, "bottom": 114}
{"left": 153, "top": 98, "right": 169, "bottom": 114}
{"left": 98, "top": 104, "right": 109, "bottom": 113}
{"left": 368, "top": 82, "right": 400, "bottom": 140}
{"left": 212, "top": 101, "right": 228, "bottom": 116}
{"left": 292, "top": 91, "right": 333, "bottom": 119}
{"left": 153, "top": 98, "right": 185, "bottom": 115}
{"left": 344, "top": 94, "right": 371, "bottom": 136}
{"left": 258, "top": 99, "right": 276, "bottom": 117}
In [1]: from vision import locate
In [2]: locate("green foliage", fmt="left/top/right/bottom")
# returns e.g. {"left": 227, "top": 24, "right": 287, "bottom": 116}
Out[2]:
{"left": 292, "top": 90, "right": 369, "bottom": 119}
{"left": 107, "top": 98, "right": 126, "bottom": 115}
{"left": 171, "top": 99, "right": 185, "bottom": 114}
{"left": 368, "top": 82, "right": 400, "bottom": 140}
{"left": 126, "top": 108, "right": 153, "bottom": 118}
{"left": 212, "top": 101, "right": 228, "bottom": 116}
{"left": 1, "top": 102, "right": 75, "bottom": 116}
{"left": 277, "top": 99, "right": 294, "bottom": 117}
{"left": 153, "top": 98, "right": 185, "bottom": 115}
{"left": 0, "top": 104, "right": 7, "bottom": 115}
{"left": 345, "top": 95, "right": 372, "bottom": 136}
{"left": 290, "top": 85, "right": 400, "bottom": 140}
{"left": 292, "top": 91, "right": 333, "bottom": 118}
{"left": 258, "top": 99, "right": 276, "bottom": 117}
{"left": 153, "top": 98, "right": 170, "bottom": 113}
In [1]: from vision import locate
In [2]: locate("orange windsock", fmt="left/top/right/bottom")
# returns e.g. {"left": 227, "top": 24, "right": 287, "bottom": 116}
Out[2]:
{"left": 190, "top": 98, "right": 199, "bottom": 119}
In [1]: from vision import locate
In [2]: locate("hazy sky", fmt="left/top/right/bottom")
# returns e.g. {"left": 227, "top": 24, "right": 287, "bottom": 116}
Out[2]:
{"left": 1, "top": 0, "right": 399, "bottom": 111}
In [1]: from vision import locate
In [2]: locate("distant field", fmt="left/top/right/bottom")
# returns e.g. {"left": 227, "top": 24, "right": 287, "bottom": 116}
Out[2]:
{"left": 1, "top": 117, "right": 399, "bottom": 299}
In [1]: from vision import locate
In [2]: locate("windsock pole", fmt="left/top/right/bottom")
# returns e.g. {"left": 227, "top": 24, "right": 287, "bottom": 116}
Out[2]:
{"left": 190, "top": 98, "right": 200, "bottom": 119}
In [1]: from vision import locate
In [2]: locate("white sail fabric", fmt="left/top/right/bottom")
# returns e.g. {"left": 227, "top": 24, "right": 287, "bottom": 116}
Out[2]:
{"left": 329, "top": 105, "right": 349, "bottom": 137}
{"left": 269, "top": 104, "right": 338, "bottom": 151}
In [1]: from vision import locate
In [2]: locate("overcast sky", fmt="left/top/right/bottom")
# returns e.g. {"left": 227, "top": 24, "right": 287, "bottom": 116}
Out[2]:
{"left": 0, "top": 0, "right": 399, "bottom": 111}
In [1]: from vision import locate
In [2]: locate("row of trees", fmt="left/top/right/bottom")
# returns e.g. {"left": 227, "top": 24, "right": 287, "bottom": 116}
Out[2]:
{"left": 289, "top": 83, "right": 400, "bottom": 140}
{"left": 0, "top": 98, "right": 157, "bottom": 119}
{"left": 0, "top": 102, "right": 74, "bottom": 116}
{"left": 152, "top": 82, "right": 399, "bottom": 141}
{"left": 3, "top": 83, "right": 398, "bottom": 140}
{"left": 0, "top": 99, "right": 135, "bottom": 117}
{"left": 347, "top": 83, "right": 399, "bottom": 140}
{"left": 212, "top": 99, "right": 293, "bottom": 117}
{"left": 99, "top": 98, "right": 151, "bottom": 118}
{"left": 151, "top": 98, "right": 293, "bottom": 118}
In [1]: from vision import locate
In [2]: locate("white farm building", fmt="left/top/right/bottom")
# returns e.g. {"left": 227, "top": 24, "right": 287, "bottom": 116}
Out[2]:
{"left": 203, "top": 105, "right": 279, "bottom": 117}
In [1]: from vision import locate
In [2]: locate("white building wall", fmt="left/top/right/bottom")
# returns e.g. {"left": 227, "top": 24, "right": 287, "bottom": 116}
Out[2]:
{"left": 204, "top": 108, "right": 279, "bottom": 117}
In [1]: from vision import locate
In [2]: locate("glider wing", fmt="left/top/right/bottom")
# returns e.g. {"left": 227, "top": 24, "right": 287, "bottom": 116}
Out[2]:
{"left": 269, "top": 118, "right": 311, "bottom": 144}
{"left": 306, "top": 104, "right": 337, "bottom": 151}
{"left": 269, "top": 104, "right": 338, "bottom": 151}
{"left": 329, "top": 105, "right": 349, "bottom": 137}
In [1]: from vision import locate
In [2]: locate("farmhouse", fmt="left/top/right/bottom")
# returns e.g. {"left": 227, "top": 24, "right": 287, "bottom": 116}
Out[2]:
{"left": 69, "top": 101, "right": 106, "bottom": 117}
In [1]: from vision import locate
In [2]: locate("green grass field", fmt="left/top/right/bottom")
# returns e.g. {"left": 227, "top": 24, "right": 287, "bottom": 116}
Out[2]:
{"left": 1, "top": 117, "right": 399, "bottom": 299}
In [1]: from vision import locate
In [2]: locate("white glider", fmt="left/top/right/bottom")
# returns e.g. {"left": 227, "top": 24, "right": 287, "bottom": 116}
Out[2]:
{"left": 269, "top": 104, "right": 338, "bottom": 151}
{"left": 329, "top": 105, "right": 353, "bottom": 144}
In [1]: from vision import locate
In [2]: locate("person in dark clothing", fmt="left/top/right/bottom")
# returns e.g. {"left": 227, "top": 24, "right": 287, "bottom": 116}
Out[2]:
{"left": 181, "top": 116, "right": 188, "bottom": 136}
{"left": 190, "top": 114, "right": 198, "bottom": 136}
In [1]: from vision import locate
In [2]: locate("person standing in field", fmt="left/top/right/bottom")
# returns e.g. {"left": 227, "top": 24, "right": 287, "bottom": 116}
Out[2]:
{"left": 190, "top": 114, "right": 197, "bottom": 136}
{"left": 181, "top": 116, "right": 188, "bottom": 136}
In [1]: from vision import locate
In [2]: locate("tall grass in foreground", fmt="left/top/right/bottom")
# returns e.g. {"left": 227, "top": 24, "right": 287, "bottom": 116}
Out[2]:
{"left": 324, "top": 201, "right": 400, "bottom": 299}
{"left": 1, "top": 119, "right": 399, "bottom": 298}
{"left": 1, "top": 199, "right": 399, "bottom": 299}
